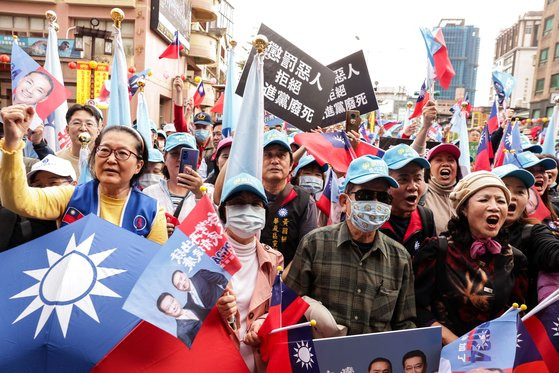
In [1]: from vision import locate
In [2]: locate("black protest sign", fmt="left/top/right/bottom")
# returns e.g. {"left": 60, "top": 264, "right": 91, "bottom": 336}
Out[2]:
{"left": 236, "top": 24, "right": 335, "bottom": 132}
{"left": 321, "top": 50, "right": 378, "bottom": 127}
{"left": 379, "top": 137, "right": 440, "bottom": 151}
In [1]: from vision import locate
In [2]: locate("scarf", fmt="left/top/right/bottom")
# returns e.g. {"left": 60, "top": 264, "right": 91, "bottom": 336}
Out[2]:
{"left": 470, "top": 238, "right": 502, "bottom": 259}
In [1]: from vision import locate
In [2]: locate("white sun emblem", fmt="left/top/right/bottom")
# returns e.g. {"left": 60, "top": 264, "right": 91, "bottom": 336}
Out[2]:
{"left": 552, "top": 318, "right": 559, "bottom": 337}
{"left": 516, "top": 333, "right": 522, "bottom": 348}
{"left": 293, "top": 340, "right": 315, "bottom": 369}
{"left": 10, "top": 233, "right": 126, "bottom": 339}
{"left": 332, "top": 134, "right": 346, "bottom": 144}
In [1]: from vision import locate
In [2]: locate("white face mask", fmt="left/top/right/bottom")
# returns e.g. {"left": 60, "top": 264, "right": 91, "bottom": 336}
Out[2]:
{"left": 138, "top": 173, "right": 163, "bottom": 189}
{"left": 349, "top": 200, "right": 391, "bottom": 232}
{"left": 299, "top": 175, "right": 324, "bottom": 195}
{"left": 225, "top": 205, "right": 266, "bottom": 239}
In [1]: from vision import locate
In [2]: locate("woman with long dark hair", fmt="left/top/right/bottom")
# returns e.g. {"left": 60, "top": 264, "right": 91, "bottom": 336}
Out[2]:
{"left": 0, "top": 104, "right": 167, "bottom": 244}
{"left": 414, "top": 171, "right": 528, "bottom": 344}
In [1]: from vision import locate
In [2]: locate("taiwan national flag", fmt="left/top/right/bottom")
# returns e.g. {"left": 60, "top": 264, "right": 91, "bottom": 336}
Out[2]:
{"left": 493, "top": 122, "right": 514, "bottom": 168}
{"left": 316, "top": 168, "right": 341, "bottom": 224}
{"left": 294, "top": 131, "right": 356, "bottom": 173}
{"left": 473, "top": 124, "right": 493, "bottom": 171}
{"left": 487, "top": 100, "right": 500, "bottom": 133}
{"left": 514, "top": 314, "right": 549, "bottom": 373}
{"left": 420, "top": 27, "right": 455, "bottom": 90}
{"left": 355, "top": 140, "right": 385, "bottom": 158}
{"left": 264, "top": 324, "right": 320, "bottom": 373}
{"left": 409, "top": 80, "right": 430, "bottom": 120}
{"left": 159, "top": 31, "right": 184, "bottom": 59}
{"left": 0, "top": 214, "right": 158, "bottom": 372}
{"left": 193, "top": 81, "right": 206, "bottom": 107}
{"left": 524, "top": 298, "right": 559, "bottom": 372}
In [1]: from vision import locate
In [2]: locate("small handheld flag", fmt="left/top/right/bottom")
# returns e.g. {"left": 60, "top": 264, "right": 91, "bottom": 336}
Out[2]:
{"left": 420, "top": 27, "right": 455, "bottom": 90}
{"left": 409, "top": 80, "right": 430, "bottom": 120}
{"left": 193, "top": 81, "right": 206, "bottom": 108}
{"left": 159, "top": 31, "right": 184, "bottom": 60}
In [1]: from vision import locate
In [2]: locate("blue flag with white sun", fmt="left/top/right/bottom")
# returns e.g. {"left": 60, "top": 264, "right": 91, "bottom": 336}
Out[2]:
{"left": 0, "top": 214, "right": 159, "bottom": 372}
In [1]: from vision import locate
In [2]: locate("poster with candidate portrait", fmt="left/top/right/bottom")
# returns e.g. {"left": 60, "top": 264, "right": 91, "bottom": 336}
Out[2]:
{"left": 314, "top": 326, "right": 441, "bottom": 373}
{"left": 10, "top": 41, "right": 69, "bottom": 129}
{"left": 124, "top": 196, "right": 237, "bottom": 349}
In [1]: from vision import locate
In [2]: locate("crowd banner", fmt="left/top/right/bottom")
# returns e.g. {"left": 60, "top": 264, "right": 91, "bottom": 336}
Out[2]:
{"left": 236, "top": 23, "right": 335, "bottom": 132}
{"left": 321, "top": 50, "right": 378, "bottom": 127}
{"left": 313, "top": 326, "right": 441, "bottom": 373}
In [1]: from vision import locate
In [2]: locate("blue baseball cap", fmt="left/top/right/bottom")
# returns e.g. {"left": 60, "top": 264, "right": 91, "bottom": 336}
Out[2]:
{"left": 342, "top": 155, "right": 399, "bottom": 191}
{"left": 148, "top": 148, "right": 164, "bottom": 163}
{"left": 517, "top": 151, "right": 556, "bottom": 170}
{"left": 221, "top": 173, "right": 268, "bottom": 204}
{"left": 292, "top": 155, "right": 328, "bottom": 177}
{"left": 492, "top": 164, "right": 535, "bottom": 188}
{"left": 164, "top": 132, "right": 196, "bottom": 152}
{"left": 156, "top": 130, "right": 167, "bottom": 139}
{"left": 264, "top": 129, "right": 291, "bottom": 153}
{"left": 520, "top": 134, "right": 542, "bottom": 153}
{"left": 193, "top": 112, "right": 213, "bottom": 126}
{"left": 382, "top": 144, "right": 430, "bottom": 170}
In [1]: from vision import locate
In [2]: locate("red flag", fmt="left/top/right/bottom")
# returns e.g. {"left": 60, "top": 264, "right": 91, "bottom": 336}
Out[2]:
{"left": 193, "top": 81, "right": 206, "bottom": 108}
{"left": 473, "top": 124, "right": 493, "bottom": 171}
{"left": 159, "top": 31, "right": 184, "bottom": 59}
{"left": 294, "top": 131, "right": 356, "bottom": 173}
{"left": 409, "top": 81, "right": 430, "bottom": 120}
{"left": 93, "top": 309, "right": 249, "bottom": 372}
{"left": 210, "top": 93, "right": 224, "bottom": 113}
{"left": 523, "top": 299, "right": 559, "bottom": 372}
{"left": 488, "top": 100, "right": 499, "bottom": 133}
{"left": 493, "top": 122, "right": 512, "bottom": 167}
{"left": 432, "top": 28, "right": 455, "bottom": 90}
{"left": 526, "top": 187, "right": 551, "bottom": 221}
{"left": 514, "top": 312, "right": 550, "bottom": 373}
{"left": 354, "top": 140, "right": 385, "bottom": 157}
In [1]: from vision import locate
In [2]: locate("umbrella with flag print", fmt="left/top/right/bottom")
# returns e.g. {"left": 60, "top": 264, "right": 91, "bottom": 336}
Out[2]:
{"left": 0, "top": 214, "right": 158, "bottom": 372}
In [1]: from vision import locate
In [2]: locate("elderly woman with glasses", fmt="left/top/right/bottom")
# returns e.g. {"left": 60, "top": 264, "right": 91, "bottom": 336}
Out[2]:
{"left": 0, "top": 105, "right": 167, "bottom": 244}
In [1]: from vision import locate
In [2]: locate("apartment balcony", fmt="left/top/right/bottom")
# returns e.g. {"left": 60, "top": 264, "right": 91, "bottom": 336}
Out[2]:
{"left": 64, "top": 0, "right": 137, "bottom": 6}
{"left": 191, "top": 0, "right": 217, "bottom": 22}
{"left": 189, "top": 31, "right": 218, "bottom": 65}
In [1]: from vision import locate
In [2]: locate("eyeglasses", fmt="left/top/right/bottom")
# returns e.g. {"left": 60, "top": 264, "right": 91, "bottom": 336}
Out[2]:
{"left": 96, "top": 145, "right": 141, "bottom": 161}
{"left": 348, "top": 189, "right": 392, "bottom": 204}
{"left": 69, "top": 120, "right": 97, "bottom": 128}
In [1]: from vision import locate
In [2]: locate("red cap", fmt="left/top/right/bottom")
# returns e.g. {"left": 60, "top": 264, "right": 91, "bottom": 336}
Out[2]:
{"left": 212, "top": 137, "right": 233, "bottom": 161}
{"left": 427, "top": 143, "right": 460, "bottom": 161}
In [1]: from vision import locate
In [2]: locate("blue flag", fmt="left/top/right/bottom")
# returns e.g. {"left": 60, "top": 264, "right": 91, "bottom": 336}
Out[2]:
{"left": 492, "top": 70, "right": 515, "bottom": 105}
{"left": 0, "top": 214, "right": 158, "bottom": 372}
{"left": 542, "top": 105, "right": 558, "bottom": 156}
{"left": 222, "top": 45, "right": 240, "bottom": 137}
{"left": 135, "top": 90, "right": 153, "bottom": 151}
{"left": 504, "top": 121, "right": 524, "bottom": 167}
{"left": 107, "top": 25, "right": 131, "bottom": 127}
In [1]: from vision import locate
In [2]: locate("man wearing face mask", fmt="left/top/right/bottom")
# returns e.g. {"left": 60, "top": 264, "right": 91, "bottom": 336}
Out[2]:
{"left": 193, "top": 112, "right": 214, "bottom": 168}
{"left": 215, "top": 173, "right": 283, "bottom": 372}
{"left": 285, "top": 155, "right": 416, "bottom": 335}
{"left": 380, "top": 144, "right": 435, "bottom": 258}
{"left": 291, "top": 154, "right": 327, "bottom": 197}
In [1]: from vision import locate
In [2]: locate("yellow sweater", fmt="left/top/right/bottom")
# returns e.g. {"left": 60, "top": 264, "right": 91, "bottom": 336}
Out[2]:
{"left": 0, "top": 139, "right": 167, "bottom": 244}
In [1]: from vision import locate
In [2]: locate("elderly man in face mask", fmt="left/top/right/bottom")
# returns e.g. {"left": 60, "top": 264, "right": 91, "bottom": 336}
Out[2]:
{"left": 285, "top": 155, "right": 416, "bottom": 335}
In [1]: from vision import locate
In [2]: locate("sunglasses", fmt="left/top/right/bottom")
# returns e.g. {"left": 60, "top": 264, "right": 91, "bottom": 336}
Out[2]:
{"left": 348, "top": 189, "right": 392, "bottom": 204}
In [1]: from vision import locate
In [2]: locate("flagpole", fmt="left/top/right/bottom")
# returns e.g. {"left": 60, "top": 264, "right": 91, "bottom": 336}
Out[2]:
{"left": 269, "top": 320, "right": 316, "bottom": 335}
{"left": 278, "top": 266, "right": 283, "bottom": 330}
{"left": 522, "top": 288, "right": 559, "bottom": 321}
{"left": 177, "top": 32, "right": 181, "bottom": 78}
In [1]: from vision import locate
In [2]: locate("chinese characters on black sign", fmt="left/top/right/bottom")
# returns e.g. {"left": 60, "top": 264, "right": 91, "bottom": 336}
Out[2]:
{"left": 321, "top": 50, "right": 378, "bottom": 127}
{"left": 236, "top": 24, "right": 335, "bottom": 132}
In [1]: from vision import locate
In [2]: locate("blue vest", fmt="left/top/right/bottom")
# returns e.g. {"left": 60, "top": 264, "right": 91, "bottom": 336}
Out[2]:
{"left": 61, "top": 180, "right": 158, "bottom": 237}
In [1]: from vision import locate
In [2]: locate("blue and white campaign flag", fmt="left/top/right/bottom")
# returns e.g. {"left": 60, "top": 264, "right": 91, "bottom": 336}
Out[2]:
{"left": 136, "top": 89, "right": 153, "bottom": 150}
{"left": 0, "top": 214, "right": 158, "bottom": 372}
{"left": 222, "top": 45, "right": 241, "bottom": 137}
{"left": 542, "top": 105, "right": 558, "bottom": 156}
{"left": 44, "top": 20, "right": 69, "bottom": 151}
{"left": 107, "top": 24, "right": 131, "bottom": 127}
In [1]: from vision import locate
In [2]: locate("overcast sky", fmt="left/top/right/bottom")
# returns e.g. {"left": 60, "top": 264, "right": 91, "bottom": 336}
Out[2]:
{"left": 229, "top": 0, "right": 544, "bottom": 107}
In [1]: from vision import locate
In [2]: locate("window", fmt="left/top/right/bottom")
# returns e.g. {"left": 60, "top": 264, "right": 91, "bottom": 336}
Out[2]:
{"left": 540, "top": 48, "right": 549, "bottom": 65}
{"left": 536, "top": 78, "right": 545, "bottom": 93}
{"left": 73, "top": 19, "right": 134, "bottom": 62}
{"left": 0, "top": 15, "right": 47, "bottom": 37}
{"left": 551, "top": 74, "right": 559, "bottom": 90}
{"left": 533, "top": 109, "right": 541, "bottom": 118}
{"left": 543, "top": 16, "right": 554, "bottom": 36}
{"left": 547, "top": 106, "right": 555, "bottom": 118}
{"left": 555, "top": 43, "right": 559, "bottom": 60}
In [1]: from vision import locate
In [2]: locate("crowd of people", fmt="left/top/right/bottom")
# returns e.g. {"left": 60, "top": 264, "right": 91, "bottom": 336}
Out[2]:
{"left": 1, "top": 87, "right": 558, "bottom": 372}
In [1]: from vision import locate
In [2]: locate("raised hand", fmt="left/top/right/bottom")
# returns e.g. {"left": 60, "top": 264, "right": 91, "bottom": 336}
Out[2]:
{"left": 1, "top": 105, "right": 35, "bottom": 151}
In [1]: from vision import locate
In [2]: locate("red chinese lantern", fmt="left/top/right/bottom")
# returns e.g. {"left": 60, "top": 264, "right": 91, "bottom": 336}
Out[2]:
{"left": 181, "top": 74, "right": 186, "bottom": 81}
{"left": 128, "top": 66, "right": 136, "bottom": 74}
{"left": 68, "top": 61, "right": 77, "bottom": 69}
{"left": 521, "top": 119, "right": 526, "bottom": 125}
{"left": 0, "top": 54, "right": 9, "bottom": 63}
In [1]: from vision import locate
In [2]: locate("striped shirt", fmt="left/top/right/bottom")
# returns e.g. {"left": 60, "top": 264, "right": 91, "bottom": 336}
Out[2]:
{"left": 285, "top": 222, "right": 416, "bottom": 335}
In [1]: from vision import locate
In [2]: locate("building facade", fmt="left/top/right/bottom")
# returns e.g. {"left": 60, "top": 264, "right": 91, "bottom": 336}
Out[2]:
{"left": 492, "top": 11, "right": 542, "bottom": 112}
{"left": 530, "top": 0, "right": 559, "bottom": 119}
{"left": 0, "top": 0, "right": 231, "bottom": 126}
{"left": 434, "top": 19, "right": 480, "bottom": 104}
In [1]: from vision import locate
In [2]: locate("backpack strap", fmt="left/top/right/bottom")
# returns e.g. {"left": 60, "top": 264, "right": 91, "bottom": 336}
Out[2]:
{"left": 418, "top": 205, "right": 435, "bottom": 238}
